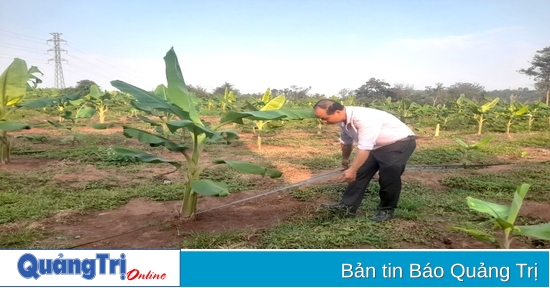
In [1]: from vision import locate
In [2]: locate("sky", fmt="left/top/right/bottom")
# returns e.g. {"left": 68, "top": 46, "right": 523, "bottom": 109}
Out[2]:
{"left": 1, "top": 0, "right": 549, "bottom": 96}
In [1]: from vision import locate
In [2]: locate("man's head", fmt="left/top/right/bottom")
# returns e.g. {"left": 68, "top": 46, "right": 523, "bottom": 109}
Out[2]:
{"left": 313, "top": 99, "right": 347, "bottom": 124}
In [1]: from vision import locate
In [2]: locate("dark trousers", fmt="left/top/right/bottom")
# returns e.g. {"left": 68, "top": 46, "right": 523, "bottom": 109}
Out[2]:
{"left": 342, "top": 137, "right": 416, "bottom": 213}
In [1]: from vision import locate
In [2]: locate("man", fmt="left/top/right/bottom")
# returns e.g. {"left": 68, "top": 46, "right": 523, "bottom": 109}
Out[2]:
{"left": 313, "top": 99, "right": 416, "bottom": 222}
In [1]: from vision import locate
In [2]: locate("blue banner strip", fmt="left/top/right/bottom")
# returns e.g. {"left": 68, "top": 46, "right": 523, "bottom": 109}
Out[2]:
{"left": 179, "top": 250, "right": 549, "bottom": 287}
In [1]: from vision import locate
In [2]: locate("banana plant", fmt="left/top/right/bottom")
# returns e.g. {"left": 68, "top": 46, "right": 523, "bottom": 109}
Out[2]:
{"left": 455, "top": 136, "right": 493, "bottom": 166}
{"left": 138, "top": 84, "right": 178, "bottom": 138}
{"left": 0, "top": 58, "right": 42, "bottom": 164}
{"left": 396, "top": 99, "right": 423, "bottom": 123}
{"left": 49, "top": 106, "right": 97, "bottom": 145}
{"left": 497, "top": 102, "right": 529, "bottom": 135}
{"left": 347, "top": 95, "right": 355, "bottom": 106}
{"left": 451, "top": 184, "right": 550, "bottom": 249}
{"left": 459, "top": 95, "right": 500, "bottom": 135}
{"left": 206, "top": 99, "right": 215, "bottom": 111}
{"left": 109, "top": 48, "right": 313, "bottom": 218}
{"left": 368, "top": 96, "right": 393, "bottom": 112}
{"left": 31, "top": 89, "right": 66, "bottom": 122}
{"left": 316, "top": 118, "right": 323, "bottom": 134}
{"left": 18, "top": 93, "right": 84, "bottom": 123}
{"left": 408, "top": 103, "right": 447, "bottom": 137}
{"left": 219, "top": 87, "right": 235, "bottom": 112}
{"left": 22, "top": 94, "right": 96, "bottom": 145}
{"left": 432, "top": 104, "right": 451, "bottom": 136}
{"left": 84, "top": 84, "right": 112, "bottom": 124}
{"left": 525, "top": 102, "right": 550, "bottom": 131}
{"left": 241, "top": 88, "right": 286, "bottom": 150}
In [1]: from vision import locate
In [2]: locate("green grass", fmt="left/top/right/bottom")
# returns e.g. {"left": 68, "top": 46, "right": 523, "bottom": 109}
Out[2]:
{"left": 182, "top": 231, "right": 256, "bottom": 249}
{"left": 256, "top": 215, "right": 390, "bottom": 248}
{"left": 0, "top": 227, "right": 53, "bottom": 248}
{"left": 408, "top": 147, "right": 462, "bottom": 165}
{"left": 296, "top": 153, "right": 341, "bottom": 170}
{"left": 0, "top": 182, "right": 186, "bottom": 224}
{"left": 408, "top": 132, "right": 550, "bottom": 165}
{"left": 441, "top": 163, "right": 550, "bottom": 200}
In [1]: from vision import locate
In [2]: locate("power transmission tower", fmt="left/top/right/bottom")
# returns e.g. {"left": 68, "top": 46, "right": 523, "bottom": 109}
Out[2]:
{"left": 47, "top": 32, "right": 68, "bottom": 88}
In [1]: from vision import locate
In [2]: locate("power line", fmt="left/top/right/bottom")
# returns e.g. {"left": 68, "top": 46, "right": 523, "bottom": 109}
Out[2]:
{"left": 47, "top": 32, "right": 68, "bottom": 88}
{"left": 64, "top": 51, "right": 122, "bottom": 76}
{"left": 0, "top": 31, "right": 48, "bottom": 45}
{"left": 0, "top": 42, "right": 47, "bottom": 53}
{"left": 0, "top": 16, "right": 51, "bottom": 36}
{"left": 64, "top": 62, "right": 114, "bottom": 84}
{"left": 0, "top": 53, "right": 47, "bottom": 63}
{"left": 63, "top": 66, "right": 111, "bottom": 85}
{"left": 0, "top": 28, "right": 48, "bottom": 41}
{"left": 0, "top": 32, "right": 46, "bottom": 45}
{"left": 66, "top": 43, "right": 149, "bottom": 83}
{"left": 63, "top": 54, "right": 122, "bottom": 80}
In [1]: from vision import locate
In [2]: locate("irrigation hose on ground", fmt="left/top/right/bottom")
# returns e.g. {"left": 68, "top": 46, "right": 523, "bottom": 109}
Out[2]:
{"left": 67, "top": 160, "right": 548, "bottom": 249}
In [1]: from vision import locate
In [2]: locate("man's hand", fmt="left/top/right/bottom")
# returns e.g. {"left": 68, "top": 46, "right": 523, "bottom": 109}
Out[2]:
{"left": 342, "top": 168, "right": 357, "bottom": 182}
{"left": 342, "top": 158, "right": 350, "bottom": 169}
{"left": 342, "top": 149, "right": 370, "bottom": 183}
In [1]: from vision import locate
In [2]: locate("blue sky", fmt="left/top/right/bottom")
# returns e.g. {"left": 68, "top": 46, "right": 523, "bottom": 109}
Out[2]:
{"left": 1, "top": 0, "right": 549, "bottom": 95}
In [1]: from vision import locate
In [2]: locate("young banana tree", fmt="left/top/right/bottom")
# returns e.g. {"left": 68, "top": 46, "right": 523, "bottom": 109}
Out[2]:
{"left": 219, "top": 87, "right": 235, "bottom": 112}
{"left": 433, "top": 104, "right": 451, "bottom": 136}
{"left": 455, "top": 136, "right": 493, "bottom": 166}
{"left": 48, "top": 107, "right": 97, "bottom": 145}
{"left": 396, "top": 99, "right": 423, "bottom": 123}
{"left": 85, "top": 84, "right": 112, "bottom": 124}
{"left": 0, "top": 58, "right": 42, "bottom": 164}
{"left": 459, "top": 95, "right": 500, "bottom": 135}
{"left": 245, "top": 88, "right": 287, "bottom": 150}
{"left": 497, "top": 102, "right": 529, "bottom": 135}
{"left": 451, "top": 184, "right": 550, "bottom": 249}
{"left": 136, "top": 84, "right": 178, "bottom": 138}
{"left": 525, "top": 102, "right": 550, "bottom": 131}
{"left": 110, "top": 48, "right": 312, "bottom": 218}
{"left": 17, "top": 93, "right": 92, "bottom": 144}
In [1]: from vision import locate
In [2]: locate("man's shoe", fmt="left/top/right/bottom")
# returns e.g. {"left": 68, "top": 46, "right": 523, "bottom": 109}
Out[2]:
{"left": 370, "top": 209, "right": 394, "bottom": 222}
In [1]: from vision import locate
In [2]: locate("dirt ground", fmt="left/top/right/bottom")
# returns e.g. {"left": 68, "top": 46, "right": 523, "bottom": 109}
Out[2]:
{"left": 3, "top": 130, "right": 550, "bottom": 249}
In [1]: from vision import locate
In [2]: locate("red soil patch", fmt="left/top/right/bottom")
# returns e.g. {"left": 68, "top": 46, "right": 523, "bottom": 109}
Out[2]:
{"left": 0, "top": 157, "right": 56, "bottom": 172}
{"left": 37, "top": 170, "right": 338, "bottom": 248}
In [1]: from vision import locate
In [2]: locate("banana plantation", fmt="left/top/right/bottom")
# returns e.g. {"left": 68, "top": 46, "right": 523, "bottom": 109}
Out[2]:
{"left": 1, "top": 48, "right": 549, "bottom": 249}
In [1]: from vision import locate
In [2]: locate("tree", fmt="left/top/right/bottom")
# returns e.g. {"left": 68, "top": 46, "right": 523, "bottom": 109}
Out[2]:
{"left": 213, "top": 82, "right": 239, "bottom": 96}
{"left": 60, "top": 79, "right": 97, "bottom": 97}
{"left": 519, "top": 46, "right": 550, "bottom": 105}
{"left": 424, "top": 83, "right": 448, "bottom": 106}
{"left": 270, "top": 85, "right": 311, "bottom": 101}
{"left": 187, "top": 84, "right": 210, "bottom": 98}
{"left": 338, "top": 88, "right": 352, "bottom": 98}
{"left": 355, "top": 77, "right": 394, "bottom": 102}
{"left": 391, "top": 83, "right": 415, "bottom": 101}
{"left": 448, "top": 82, "right": 485, "bottom": 102}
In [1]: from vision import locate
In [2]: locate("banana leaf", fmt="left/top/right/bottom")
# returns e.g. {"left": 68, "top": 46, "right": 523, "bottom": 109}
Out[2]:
{"left": 220, "top": 109, "right": 314, "bottom": 125}
{"left": 190, "top": 179, "right": 229, "bottom": 196}
{"left": 122, "top": 126, "right": 189, "bottom": 152}
{"left": 0, "top": 121, "right": 30, "bottom": 131}
{"left": 213, "top": 159, "right": 282, "bottom": 178}
{"left": 112, "top": 147, "right": 181, "bottom": 168}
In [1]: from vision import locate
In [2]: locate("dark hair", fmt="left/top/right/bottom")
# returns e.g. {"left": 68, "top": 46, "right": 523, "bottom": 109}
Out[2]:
{"left": 313, "top": 99, "right": 344, "bottom": 115}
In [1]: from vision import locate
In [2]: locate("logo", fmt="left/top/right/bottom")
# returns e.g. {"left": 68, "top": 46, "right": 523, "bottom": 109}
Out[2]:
{"left": 17, "top": 253, "right": 167, "bottom": 281}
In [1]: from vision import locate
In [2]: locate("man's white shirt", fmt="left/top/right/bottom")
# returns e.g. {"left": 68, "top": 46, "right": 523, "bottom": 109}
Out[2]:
{"left": 338, "top": 106, "right": 415, "bottom": 150}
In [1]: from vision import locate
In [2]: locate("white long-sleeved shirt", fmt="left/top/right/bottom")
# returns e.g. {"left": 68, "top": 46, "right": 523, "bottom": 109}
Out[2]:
{"left": 338, "top": 106, "right": 414, "bottom": 150}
